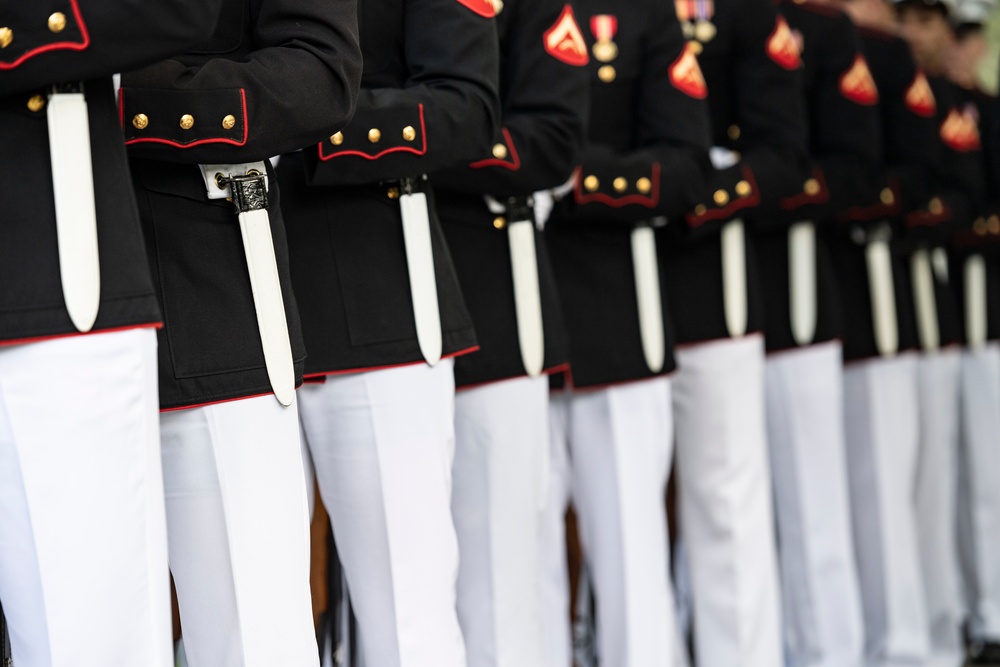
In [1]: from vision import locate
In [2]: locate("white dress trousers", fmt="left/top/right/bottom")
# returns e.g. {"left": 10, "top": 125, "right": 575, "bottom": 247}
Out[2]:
{"left": 765, "top": 340, "right": 864, "bottom": 667}
{"left": 550, "top": 377, "right": 679, "bottom": 666}
{"left": 451, "top": 375, "right": 549, "bottom": 667}
{"left": 672, "top": 334, "right": 783, "bottom": 667}
{"left": 914, "top": 349, "right": 964, "bottom": 667}
{"left": 0, "top": 328, "right": 172, "bottom": 667}
{"left": 298, "top": 361, "right": 467, "bottom": 667}
{"left": 843, "top": 352, "right": 930, "bottom": 667}
{"left": 958, "top": 342, "right": 1000, "bottom": 643}
{"left": 160, "top": 393, "right": 318, "bottom": 667}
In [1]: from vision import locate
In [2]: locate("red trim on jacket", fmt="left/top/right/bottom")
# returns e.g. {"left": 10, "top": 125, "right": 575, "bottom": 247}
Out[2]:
{"left": 302, "top": 345, "right": 481, "bottom": 380}
{"left": 0, "top": 0, "right": 90, "bottom": 70}
{"left": 572, "top": 162, "right": 661, "bottom": 208}
{"left": 470, "top": 127, "right": 522, "bottom": 170}
{"left": 318, "top": 104, "right": 428, "bottom": 161}
{"left": 779, "top": 168, "right": 830, "bottom": 211}
{"left": 455, "top": 362, "right": 571, "bottom": 392}
{"left": 159, "top": 390, "right": 277, "bottom": 413}
{"left": 120, "top": 88, "right": 249, "bottom": 148}
{"left": 685, "top": 166, "right": 760, "bottom": 228}
{"left": 0, "top": 322, "right": 162, "bottom": 348}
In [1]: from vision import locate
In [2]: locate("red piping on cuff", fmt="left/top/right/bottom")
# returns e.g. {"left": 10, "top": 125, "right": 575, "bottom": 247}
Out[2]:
{"left": 0, "top": 322, "right": 162, "bottom": 349}
{"left": 319, "top": 104, "right": 427, "bottom": 161}
{"left": 686, "top": 166, "right": 760, "bottom": 228}
{"left": 121, "top": 88, "right": 249, "bottom": 148}
{"left": 573, "top": 162, "right": 661, "bottom": 208}
{"left": 0, "top": 0, "right": 90, "bottom": 70}
{"left": 470, "top": 127, "right": 521, "bottom": 170}
{"left": 780, "top": 169, "right": 830, "bottom": 211}
{"left": 303, "top": 345, "right": 481, "bottom": 380}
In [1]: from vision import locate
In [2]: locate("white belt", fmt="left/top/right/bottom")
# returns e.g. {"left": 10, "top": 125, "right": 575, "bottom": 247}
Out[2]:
{"left": 965, "top": 253, "right": 988, "bottom": 349}
{"left": 201, "top": 162, "right": 295, "bottom": 407}
{"left": 632, "top": 222, "right": 666, "bottom": 373}
{"left": 789, "top": 221, "right": 817, "bottom": 346}
{"left": 911, "top": 247, "right": 940, "bottom": 352}
{"left": 48, "top": 83, "right": 101, "bottom": 332}
{"left": 710, "top": 147, "right": 749, "bottom": 339}
{"left": 865, "top": 223, "right": 899, "bottom": 357}
{"left": 399, "top": 177, "right": 443, "bottom": 366}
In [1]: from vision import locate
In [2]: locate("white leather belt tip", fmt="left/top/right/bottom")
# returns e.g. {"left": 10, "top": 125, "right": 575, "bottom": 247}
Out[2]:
{"left": 866, "top": 223, "right": 899, "bottom": 357}
{"left": 632, "top": 223, "right": 666, "bottom": 374}
{"left": 722, "top": 219, "right": 748, "bottom": 338}
{"left": 399, "top": 177, "right": 443, "bottom": 366}
{"left": 789, "top": 221, "right": 817, "bottom": 346}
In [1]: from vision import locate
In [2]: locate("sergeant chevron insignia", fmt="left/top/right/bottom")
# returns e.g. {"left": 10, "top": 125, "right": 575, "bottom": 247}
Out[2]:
{"left": 940, "top": 106, "right": 981, "bottom": 152}
{"left": 766, "top": 16, "right": 801, "bottom": 70}
{"left": 905, "top": 70, "right": 936, "bottom": 117}
{"left": 457, "top": 0, "right": 497, "bottom": 18}
{"left": 544, "top": 5, "right": 589, "bottom": 66}
{"left": 839, "top": 55, "right": 878, "bottom": 105}
{"left": 669, "top": 42, "right": 708, "bottom": 99}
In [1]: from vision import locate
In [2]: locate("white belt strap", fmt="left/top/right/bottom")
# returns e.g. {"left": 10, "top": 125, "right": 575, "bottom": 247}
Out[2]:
{"left": 722, "top": 219, "right": 749, "bottom": 338}
{"left": 399, "top": 177, "right": 443, "bottom": 366}
{"left": 965, "top": 254, "right": 988, "bottom": 350}
{"left": 865, "top": 223, "right": 899, "bottom": 357}
{"left": 48, "top": 83, "right": 101, "bottom": 332}
{"left": 789, "top": 221, "right": 817, "bottom": 346}
{"left": 631, "top": 223, "right": 666, "bottom": 373}
{"left": 911, "top": 247, "right": 940, "bottom": 352}
{"left": 203, "top": 163, "right": 295, "bottom": 407}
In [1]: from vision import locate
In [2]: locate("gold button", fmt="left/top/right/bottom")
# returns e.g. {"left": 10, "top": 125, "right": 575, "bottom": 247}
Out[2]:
{"left": 492, "top": 143, "right": 508, "bottom": 159}
{"left": 989, "top": 215, "right": 1000, "bottom": 234}
{"left": 402, "top": 126, "right": 416, "bottom": 142}
{"left": 0, "top": 27, "right": 12, "bottom": 49}
{"left": 48, "top": 12, "right": 66, "bottom": 33}
{"left": 713, "top": 189, "right": 729, "bottom": 206}
{"left": 387, "top": 186, "right": 400, "bottom": 200}
{"left": 583, "top": 175, "right": 600, "bottom": 192}
{"left": 330, "top": 131, "right": 344, "bottom": 146}
{"left": 728, "top": 124, "right": 741, "bottom": 141}
{"left": 804, "top": 178, "right": 820, "bottom": 196}
{"left": 222, "top": 114, "right": 236, "bottom": 130}
{"left": 368, "top": 128, "right": 381, "bottom": 143}
{"left": 636, "top": 177, "right": 652, "bottom": 194}
{"left": 179, "top": 114, "right": 194, "bottom": 130}
{"left": 880, "top": 187, "right": 894, "bottom": 205}
{"left": 689, "top": 41, "right": 703, "bottom": 55}
{"left": 694, "top": 204, "right": 708, "bottom": 216}
{"left": 975, "top": 217, "right": 988, "bottom": 235}
{"left": 26, "top": 95, "right": 46, "bottom": 112}
{"left": 493, "top": 216, "right": 507, "bottom": 230}
{"left": 598, "top": 65, "right": 616, "bottom": 83}
{"left": 929, "top": 197, "right": 943, "bottom": 214}
{"left": 613, "top": 177, "right": 628, "bottom": 193}
{"left": 132, "top": 113, "right": 149, "bottom": 130}
{"left": 735, "top": 180, "right": 752, "bottom": 198}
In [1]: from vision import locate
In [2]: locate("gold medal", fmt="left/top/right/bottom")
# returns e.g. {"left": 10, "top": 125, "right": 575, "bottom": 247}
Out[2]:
{"left": 694, "top": 19, "right": 716, "bottom": 43}
{"left": 681, "top": 20, "right": 696, "bottom": 40}
{"left": 598, "top": 65, "right": 616, "bottom": 83}
{"left": 592, "top": 39, "right": 618, "bottom": 62}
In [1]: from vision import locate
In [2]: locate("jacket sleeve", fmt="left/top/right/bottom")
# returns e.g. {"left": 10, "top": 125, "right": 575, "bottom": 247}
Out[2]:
{"left": 302, "top": 0, "right": 501, "bottom": 186}
{"left": 432, "top": 1, "right": 589, "bottom": 197}
{"left": 119, "top": 0, "right": 362, "bottom": 164}
{"left": 0, "top": 0, "right": 224, "bottom": 95}
{"left": 553, "top": 4, "right": 711, "bottom": 227}
{"left": 688, "top": 1, "right": 810, "bottom": 232}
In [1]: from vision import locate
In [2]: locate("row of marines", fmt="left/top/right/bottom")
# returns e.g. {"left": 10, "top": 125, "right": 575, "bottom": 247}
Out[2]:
{"left": 2, "top": 0, "right": 1000, "bottom": 665}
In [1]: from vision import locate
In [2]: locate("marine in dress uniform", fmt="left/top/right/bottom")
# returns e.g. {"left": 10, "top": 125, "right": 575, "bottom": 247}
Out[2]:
{"left": 542, "top": 0, "right": 712, "bottom": 662}
{"left": 431, "top": 2, "right": 587, "bottom": 665}
{"left": 119, "top": 1, "right": 362, "bottom": 664}
{"left": 763, "top": 4, "right": 882, "bottom": 666}
{"left": 0, "top": 2, "right": 223, "bottom": 665}
{"left": 663, "top": 1, "right": 810, "bottom": 664}
{"left": 276, "top": 1, "right": 500, "bottom": 665}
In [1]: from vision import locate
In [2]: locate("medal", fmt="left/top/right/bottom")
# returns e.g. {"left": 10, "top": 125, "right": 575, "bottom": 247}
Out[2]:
{"left": 590, "top": 15, "right": 619, "bottom": 63}
{"left": 694, "top": 18, "right": 716, "bottom": 43}
{"left": 675, "top": 0, "right": 715, "bottom": 43}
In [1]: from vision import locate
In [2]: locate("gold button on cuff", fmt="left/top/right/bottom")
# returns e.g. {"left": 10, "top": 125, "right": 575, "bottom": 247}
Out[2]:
{"left": 0, "top": 27, "right": 12, "bottom": 49}
{"left": 694, "top": 204, "right": 708, "bottom": 216}
{"left": 975, "top": 218, "right": 988, "bottom": 235}
{"left": 598, "top": 65, "right": 616, "bottom": 83}
{"left": 713, "top": 189, "right": 729, "bottom": 206}
{"left": 636, "top": 177, "right": 652, "bottom": 194}
{"left": 804, "top": 178, "right": 820, "bottom": 196}
{"left": 179, "top": 114, "right": 195, "bottom": 130}
{"left": 735, "top": 180, "right": 752, "bottom": 198}
{"left": 989, "top": 215, "right": 1000, "bottom": 234}
{"left": 492, "top": 143, "right": 508, "bottom": 159}
{"left": 222, "top": 114, "right": 236, "bottom": 130}
{"left": 728, "top": 124, "right": 741, "bottom": 141}
{"left": 132, "top": 113, "right": 149, "bottom": 130}
{"left": 330, "top": 131, "right": 344, "bottom": 146}
{"left": 929, "top": 197, "right": 943, "bottom": 214}
{"left": 613, "top": 177, "right": 628, "bottom": 193}
{"left": 880, "top": 187, "right": 895, "bottom": 205}
{"left": 368, "top": 128, "right": 382, "bottom": 143}
{"left": 387, "top": 187, "right": 400, "bottom": 200}
{"left": 402, "top": 126, "right": 416, "bottom": 142}
{"left": 27, "top": 95, "right": 46, "bottom": 112}
{"left": 689, "top": 41, "right": 703, "bottom": 55}
{"left": 583, "top": 175, "right": 600, "bottom": 192}
{"left": 493, "top": 216, "right": 507, "bottom": 230}
{"left": 48, "top": 12, "right": 67, "bottom": 33}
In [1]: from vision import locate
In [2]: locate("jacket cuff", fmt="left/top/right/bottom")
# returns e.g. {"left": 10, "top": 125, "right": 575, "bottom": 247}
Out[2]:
{"left": 685, "top": 165, "right": 759, "bottom": 228}
{"left": 470, "top": 127, "right": 520, "bottom": 171}
{"left": 572, "top": 162, "right": 660, "bottom": 209}
{"left": 779, "top": 168, "right": 830, "bottom": 211}
{"left": 0, "top": 1, "right": 89, "bottom": 71}
{"left": 120, "top": 87, "right": 247, "bottom": 148}
{"left": 839, "top": 179, "right": 900, "bottom": 223}
{"left": 904, "top": 196, "right": 951, "bottom": 229}
{"left": 319, "top": 103, "right": 426, "bottom": 161}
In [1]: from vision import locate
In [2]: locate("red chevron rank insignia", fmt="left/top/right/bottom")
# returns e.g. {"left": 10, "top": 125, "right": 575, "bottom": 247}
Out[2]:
{"left": 839, "top": 55, "right": 879, "bottom": 105}
{"left": 767, "top": 16, "right": 801, "bottom": 70}
{"left": 457, "top": 0, "right": 497, "bottom": 18}
{"left": 940, "top": 107, "right": 981, "bottom": 152}
{"left": 544, "top": 5, "right": 589, "bottom": 66}
{"left": 905, "top": 71, "right": 936, "bottom": 117}
{"left": 670, "top": 42, "right": 708, "bottom": 99}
